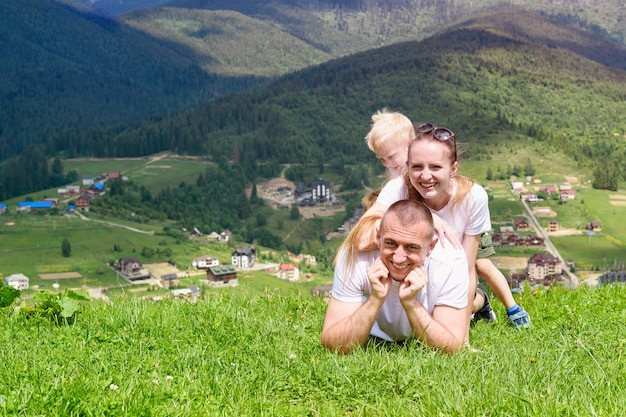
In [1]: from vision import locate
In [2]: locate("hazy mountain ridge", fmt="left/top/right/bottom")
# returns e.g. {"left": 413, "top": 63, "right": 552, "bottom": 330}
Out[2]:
{"left": 121, "top": 7, "right": 331, "bottom": 76}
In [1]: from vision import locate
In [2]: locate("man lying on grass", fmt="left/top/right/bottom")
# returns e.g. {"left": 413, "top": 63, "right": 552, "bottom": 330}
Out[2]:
{"left": 321, "top": 199, "right": 468, "bottom": 354}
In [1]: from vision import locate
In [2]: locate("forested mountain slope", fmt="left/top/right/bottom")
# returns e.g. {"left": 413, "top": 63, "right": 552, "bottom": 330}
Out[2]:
{"left": 0, "top": 0, "right": 266, "bottom": 161}
{"left": 53, "top": 9, "right": 626, "bottom": 175}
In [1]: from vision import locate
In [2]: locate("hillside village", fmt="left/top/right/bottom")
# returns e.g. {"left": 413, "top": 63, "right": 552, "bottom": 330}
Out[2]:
{"left": 1, "top": 170, "right": 622, "bottom": 298}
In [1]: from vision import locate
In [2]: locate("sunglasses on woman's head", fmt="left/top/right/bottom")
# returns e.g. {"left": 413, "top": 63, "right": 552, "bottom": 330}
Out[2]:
{"left": 415, "top": 122, "right": 455, "bottom": 142}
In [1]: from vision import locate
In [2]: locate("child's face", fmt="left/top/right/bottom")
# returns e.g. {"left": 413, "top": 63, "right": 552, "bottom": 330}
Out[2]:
{"left": 376, "top": 139, "right": 409, "bottom": 177}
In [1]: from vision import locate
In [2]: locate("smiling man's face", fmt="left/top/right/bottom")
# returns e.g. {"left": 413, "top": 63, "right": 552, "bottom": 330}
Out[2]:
{"left": 377, "top": 211, "right": 436, "bottom": 282}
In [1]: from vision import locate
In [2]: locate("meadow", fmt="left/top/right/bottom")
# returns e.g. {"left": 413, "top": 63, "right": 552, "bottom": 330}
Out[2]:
{"left": 1, "top": 283, "right": 625, "bottom": 416}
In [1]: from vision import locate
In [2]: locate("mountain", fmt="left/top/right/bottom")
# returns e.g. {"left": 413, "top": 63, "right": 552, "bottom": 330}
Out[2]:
{"left": 0, "top": 0, "right": 267, "bottom": 161}
{"left": 122, "top": 0, "right": 626, "bottom": 78}
{"left": 93, "top": 0, "right": 171, "bottom": 15}
{"left": 52, "top": 9, "right": 626, "bottom": 171}
{"left": 121, "top": 7, "right": 331, "bottom": 77}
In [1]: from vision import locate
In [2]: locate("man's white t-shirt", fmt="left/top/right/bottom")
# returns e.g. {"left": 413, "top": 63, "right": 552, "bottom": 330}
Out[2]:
{"left": 376, "top": 176, "right": 491, "bottom": 242}
{"left": 332, "top": 241, "right": 468, "bottom": 342}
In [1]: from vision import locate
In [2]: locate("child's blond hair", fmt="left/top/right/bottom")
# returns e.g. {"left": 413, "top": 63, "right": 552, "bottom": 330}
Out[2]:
{"left": 364, "top": 108, "right": 415, "bottom": 154}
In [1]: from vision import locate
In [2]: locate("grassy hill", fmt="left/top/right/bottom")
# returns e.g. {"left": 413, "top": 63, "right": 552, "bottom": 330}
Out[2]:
{"left": 2, "top": 283, "right": 625, "bottom": 415}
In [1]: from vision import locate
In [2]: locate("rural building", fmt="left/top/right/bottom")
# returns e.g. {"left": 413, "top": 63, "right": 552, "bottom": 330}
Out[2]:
{"left": 514, "top": 219, "right": 531, "bottom": 231}
{"left": 598, "top": 271, "right": 626, "bottom": 286}
{"left": 16, "top": 201, "right": 53, "bottom": 213}
{"left": 232, "top": 247, "right": 256, "bottom": 268}
{"left": 527, "top": 253, "right": 562, "bottom": 280}
{"left": 207, "top": 265, "right": 238, "bottom": 287}
{"left": 206, "top": 232, "right": 221, "bottom": 241}
{"left": 118, "top": 257, "right": 150, "bottom": 281}
{"left": 311, "top": 284, "right": 333, "bottom": 299}
{"left": 525, "top": 193, "right": 539, "bottom": 203}
{"left": 75, "top": 196, "right": 90, "bottom": 211}
{"left": 560, "top": 190, "right": 576, "bottom": 201}
{"left": 586, "top": 221, "right": 601, "bottom": 231}
{"left": 192, "top": 255, "right": 219, "bottom": 269}
{"left": 277, "top": 264, "right": 300, "bottom": 281}
{"left": 510, "top": 182, "right": 524, "bottom": 195}
{"left": 82, "top": 174, "right": 95, "bottom": 186}
{"left": 4, "top": 273, "right": 30, "bottom": 290}
{"left": 220, "top": 229, "right": 232, "bottom": 242}
{"left": 160, "top": 273, "right": 179, "bottom": 288}
{"left": 311, "top": 179, "right": 331, "bottom": 202}
{"left": 547, "top": 221, "right": 559, "bottom": 232}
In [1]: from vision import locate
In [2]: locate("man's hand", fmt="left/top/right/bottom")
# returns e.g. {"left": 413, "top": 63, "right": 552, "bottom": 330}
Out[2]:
{"left": 366, "top": 258, "right": 392, "bottom": 300}
{"left": 398, "top": 265, "right": 428, "bottom": 302}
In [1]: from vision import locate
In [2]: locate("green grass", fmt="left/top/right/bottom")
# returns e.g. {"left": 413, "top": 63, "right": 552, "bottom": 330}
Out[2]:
{"left": 2, "top": 284, "right": 625, "bottom": 415}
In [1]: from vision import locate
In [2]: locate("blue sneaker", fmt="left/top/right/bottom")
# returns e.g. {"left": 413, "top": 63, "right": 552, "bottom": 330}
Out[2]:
{"left": 508, "top": 310, "right": 531, "bottom": 328}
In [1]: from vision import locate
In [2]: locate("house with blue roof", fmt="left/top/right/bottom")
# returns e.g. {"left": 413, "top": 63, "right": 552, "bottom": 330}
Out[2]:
{"left": 16, "top": 201, "right": 53, "bottom": 213}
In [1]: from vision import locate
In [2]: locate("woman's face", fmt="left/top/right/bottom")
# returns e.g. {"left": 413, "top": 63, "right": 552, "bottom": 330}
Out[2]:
{"left": 408, "top": 139, "right": 458, "bottom": 210}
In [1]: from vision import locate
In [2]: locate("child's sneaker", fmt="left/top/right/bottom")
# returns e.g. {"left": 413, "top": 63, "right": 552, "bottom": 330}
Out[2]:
{"left": 472, "top": 288, "right": 497, "bottom": 324}
{"left": 508, "top": 310, "right": 531, "bottom": 328}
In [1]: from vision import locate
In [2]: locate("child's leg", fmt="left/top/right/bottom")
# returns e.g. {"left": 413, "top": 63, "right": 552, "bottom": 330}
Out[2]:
{"left": 475, "top": 258, "right": 516, "bottom": 308}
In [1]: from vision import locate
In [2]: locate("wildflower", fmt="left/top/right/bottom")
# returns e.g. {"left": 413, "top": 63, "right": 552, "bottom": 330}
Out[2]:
{"left": 109, "top": 384, "right": 119, "bottom": 391}
{"left": 153, "top": 379, "right": 159, "bottom": 385}
{"left": 529, "top": 357, "right": 537, "bottom": 364}
{"left": 166, "top": 375, "right": 173, "bottom": 382}
{"left": 288, "top": 353, "right": 297, "bottom": 360}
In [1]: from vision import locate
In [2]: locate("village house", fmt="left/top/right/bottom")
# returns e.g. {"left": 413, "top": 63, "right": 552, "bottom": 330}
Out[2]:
{"left": 527, "top": 253, "right": 562, "bottom": 281}
{"left": 598, "top": 271, "right": 626, "bottom": 286}
{"left": 160, "top": 273, "right": 179, "bottom": 288}
{"left": 514, "top": 219, "right": 531, "bottom": 231}
{"left": 16, "top": 201, "right": 53, "bottom": 213}
{"left": 171, "top": 286, "right": 200, "bottom": 301}
{"left": 192, "top": 255, "right": 220, "bottom": 269}
{"left": 206, "top": 265, "right": 238, "bottom": 287}
{"left": 508, "top": 272, "right": 527, "bottom": 293}
{"left": 311, "top": 284, "right": 333, "bottom": 299}
{"left": 525, "top": 193, "right": 539, "bottom": 203}
{"left": 547, "top": 220, "right": 559, "bottom": 232}
{"left": 559, "top": 182, "right": 572, "bottom": 191}
{"left": 119, "top": 256, "right": 143, "bottom": 275}
{"left": 539, "top": 186, "right": 558, "bottom": 195}
{"left": 510, "top": 181, "right": 524, "bottom": 195}
{"left": 4, "top": 273, "right": 30, "bottom": 290}
{"left": 90, "top": 182, "right": 106, "bottom": 196}
{"left": 586, "top": 221, "right": 601, "bottom": 231}
{"left": 75, "top": 195, "right": 90, "bottom": 211}
{"left": 220, "top": 229, "right": 232, "bottom": 242}
{"left": 231, "top": 247, "right": 256, "bottom": 268}
{"left": 560, "top": 190, "right": 576, "bottom": 201}
{"left": 82, "top": 174, "right": 95, "bottom": 186}
{"left": 57, "top": 185, "right": 81, "bottom": 197}
{"left": 311, "top": 179, "right": 331, "bottom": 202}
{"left": 277, "top": 264, "right": 300, "bottom": 281}
{"left": 206, "top": 232, "right": 221, "bottom": 242}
